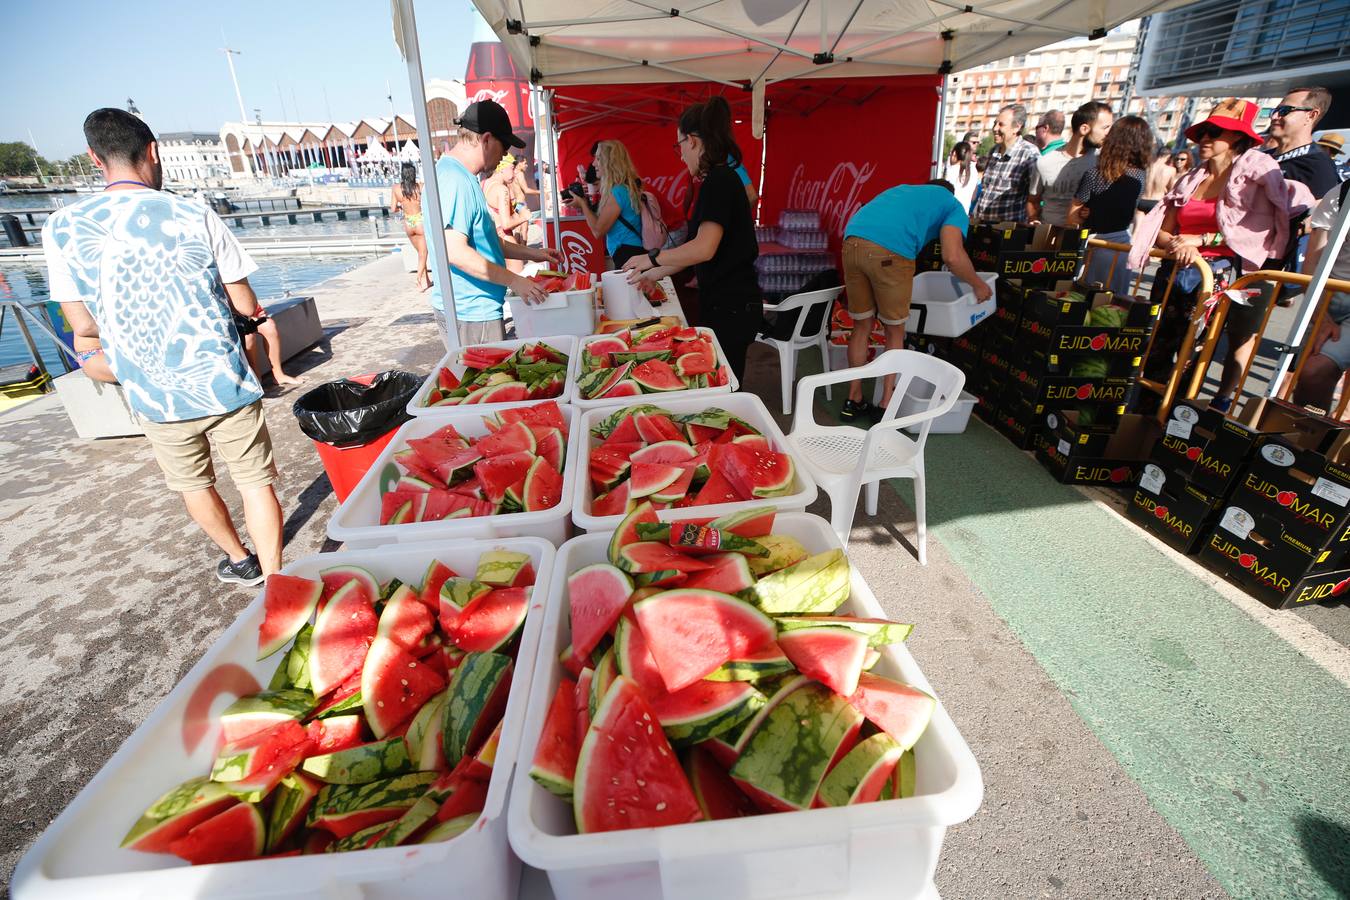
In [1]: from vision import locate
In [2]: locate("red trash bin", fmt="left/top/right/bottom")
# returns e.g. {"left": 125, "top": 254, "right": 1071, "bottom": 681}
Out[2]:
{"left": 311, "top": 428, "right": 399, "bottom": 503}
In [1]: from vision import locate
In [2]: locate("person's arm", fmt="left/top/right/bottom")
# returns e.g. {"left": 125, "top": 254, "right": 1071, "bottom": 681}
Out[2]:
{"left": 744, "top": 181, "right": 759, "bottom": 208}
{"left": 502, "top": 240, "right": 564, "bottom": 266}
{"left": 621, "top": 220, "right": 724, "bottom": 282}
{"left": 576, "top": 189, "right": 622, "bottom": 240}
{"left": 223, "top": 279, "right": 262, "bottom": 317}
{"left": 391, "top": 185, "right": 404, "bottom": 215}
{"left": 1026, "top": 164, "right": 1044, "bottom": 223}
{"left": 487, "top": 182, "right": 529, "bottom": 232}
{"left": 940, "top": 225, "right": 993, "bottom": 301}
{"left": 60, "top": 301, "right": 100, "bottom": 339}
{"left": 443, "top": 228, "right": 551, "bottom": 302}
{"left": 515, "top": 171, "right": 540, "bottom": 197}
{"left": 1154, "top": 206, "right": 1205, "bottom": 267}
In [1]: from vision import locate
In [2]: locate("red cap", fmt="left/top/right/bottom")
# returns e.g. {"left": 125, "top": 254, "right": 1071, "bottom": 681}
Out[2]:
{"left": 1185, "top": 98, "right": 1263, "bottom": 145}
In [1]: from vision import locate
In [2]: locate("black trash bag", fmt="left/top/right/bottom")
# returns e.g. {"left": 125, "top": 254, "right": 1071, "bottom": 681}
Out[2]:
{"left": 292, "top": 370, "right": 423, "bottom": 447}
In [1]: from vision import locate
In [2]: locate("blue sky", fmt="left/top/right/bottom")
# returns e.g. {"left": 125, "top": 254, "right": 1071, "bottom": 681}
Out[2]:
{"left": 4, "top": 1, "right": 486, "bottom": 158}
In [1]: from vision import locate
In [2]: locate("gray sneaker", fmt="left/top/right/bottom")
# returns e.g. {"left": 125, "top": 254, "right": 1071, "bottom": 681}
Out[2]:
{"left": 217, "top": 553, "right": 265, "bottom": 587}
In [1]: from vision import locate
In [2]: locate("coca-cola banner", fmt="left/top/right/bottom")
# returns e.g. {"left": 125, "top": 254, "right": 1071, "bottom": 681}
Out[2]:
{"left": 466, "top": 41, "right": 533, "bottom": 129}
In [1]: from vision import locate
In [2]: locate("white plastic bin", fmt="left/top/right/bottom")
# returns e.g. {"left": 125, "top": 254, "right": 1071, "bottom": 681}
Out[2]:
{"left": 897, "top": 385, "right": 978, "bottom": 435}
{"left": 567, "top": 326, "right": 738, "bottom": 412}
{"left": 327, "top": 402, "right": 581, "bottom": 549}
{"left": 904, "top": 272, "right": 997, "bottom": 338}
{"left": 510, "top": 286, "right": 598, "bottom": 339}
{"left": 572, "top": 391, "right": 817, "bottom": 533}
{"left": 508, "top": 513, "right": 984, "bottom": 900}
{"left": 13, "top": 537, "right": 557, "bottom": 900}
{"left": 406, "top": 335, "right": 579, "bottom": 418}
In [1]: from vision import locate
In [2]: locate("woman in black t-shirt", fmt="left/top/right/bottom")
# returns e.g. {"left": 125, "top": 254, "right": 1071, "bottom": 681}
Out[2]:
{"left": 1069, "top": 115, "right": 1153, "bottom": 295}
{"left": 623, "top": 96, "right": 762, "bottom": 380}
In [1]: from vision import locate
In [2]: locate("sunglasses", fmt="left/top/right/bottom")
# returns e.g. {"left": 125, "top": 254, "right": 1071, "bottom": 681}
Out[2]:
{"left": 1193, "top": 124, "right": 1225, "bottom": 141}
{"left": 1273, "top": 105, "right": 1315, "bottom": 118}
{"left": 673, "top": 134, "right": 697, "bottom": 151}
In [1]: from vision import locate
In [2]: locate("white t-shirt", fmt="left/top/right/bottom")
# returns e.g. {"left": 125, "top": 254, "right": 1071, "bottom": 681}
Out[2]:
{"left": 43, "top": 189, "right": 262, "bottom": 423}
{"left": 943, "top": 163, "right": 979, "bottom": 212}
{"left": 1309, "top": 186, "right": 1350, "bottom": 284}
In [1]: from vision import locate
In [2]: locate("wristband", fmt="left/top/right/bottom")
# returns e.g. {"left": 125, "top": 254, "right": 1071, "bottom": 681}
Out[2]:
{"left": 648, "top": 248, "right": 661, "bottom": 267}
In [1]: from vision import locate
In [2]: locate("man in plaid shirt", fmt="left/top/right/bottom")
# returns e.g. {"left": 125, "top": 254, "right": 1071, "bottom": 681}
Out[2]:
{"left": 974, "top": 105, "right": 1039, "bottom": 223}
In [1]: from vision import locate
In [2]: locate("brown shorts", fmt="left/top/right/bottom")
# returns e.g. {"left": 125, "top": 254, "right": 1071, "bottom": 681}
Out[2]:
{"left": 842, "top": 236, "right": 917, "bottom": 326}
{"left": 141, "top": 400, "right": 278, "bottom": 493}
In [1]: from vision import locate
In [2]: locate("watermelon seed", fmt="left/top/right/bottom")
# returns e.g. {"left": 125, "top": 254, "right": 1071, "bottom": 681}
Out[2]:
{"left": 656, "top": 802, "right": 667, "bottom": 811}
{"left": 636, "top": 779, "right": 646, "bottom": 787}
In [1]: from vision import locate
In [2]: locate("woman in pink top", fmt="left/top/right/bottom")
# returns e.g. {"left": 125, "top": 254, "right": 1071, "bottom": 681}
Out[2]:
{"left": 1131, "top": 99, "right": 1294, "bottom": 413}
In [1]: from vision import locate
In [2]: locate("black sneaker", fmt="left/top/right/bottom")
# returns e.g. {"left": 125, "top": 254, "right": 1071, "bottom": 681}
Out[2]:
{"left": 839, "top": 399, "right": 879, "bottom": 424}
{"left": 217, "top": 553, "right": 265, "bottom": 587}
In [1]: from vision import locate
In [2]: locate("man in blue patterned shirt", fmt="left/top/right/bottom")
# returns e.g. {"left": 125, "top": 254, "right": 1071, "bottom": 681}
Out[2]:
{"left": 973, "top": 105, "right": 1040, "bottom": 224}
{"left": 44, "top": 108, "right": 283, "bottom": 586}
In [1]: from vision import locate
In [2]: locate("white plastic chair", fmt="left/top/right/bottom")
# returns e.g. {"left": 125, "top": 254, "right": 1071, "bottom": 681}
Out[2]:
{"left": 785, "top": 349, "right": 965, "bottom": 562}
{"left": 756, "top": 286, "right": 844, "bottom": 415}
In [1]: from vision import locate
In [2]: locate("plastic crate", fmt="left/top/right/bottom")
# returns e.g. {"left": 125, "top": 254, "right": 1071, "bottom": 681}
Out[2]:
{"left": 904, "top": 272, "right": 997, "bottom": 338}
{"left": 12, "top": 537, "right": 556, "bottom": 900}
{"left": 508, "top": 513, "right": 983, "bottom": 900}
{"left": 567, "top": 326, "right": 739, "bottom": 412}
{"left": 897, "top": 386, "right": 977, "bottom": 434}
{"left": 406, "top": 335, "right": 579, "bottom": 418}
{"left": 510, "top": 286, "right": 598, "bottom": 338}
{"left": 327, "top": 402, "right": 581, "bottom": 549}
{"left": 571, "top": 391, "right": 818, "bottom": 532}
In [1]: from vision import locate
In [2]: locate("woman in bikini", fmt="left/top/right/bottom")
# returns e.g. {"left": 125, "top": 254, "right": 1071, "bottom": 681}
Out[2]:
{"left": 392, "top": 162, "right": 430, "bottom": 291}
{"left": 485, "top": 154, "right": 531, "bottom": 274}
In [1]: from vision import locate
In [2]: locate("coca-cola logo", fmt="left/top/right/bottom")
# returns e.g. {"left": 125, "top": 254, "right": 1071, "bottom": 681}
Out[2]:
{"left": 471, "top": 87, "right": 511, "bottom": 105}
{"left": 646, "top": 170, "right": 693, "bottom": 214}
{"left": 785, "top": 161, "right": 877, "bottom": 238}
{"left": 560, "top": 230, "right": 595, "bottom": 274}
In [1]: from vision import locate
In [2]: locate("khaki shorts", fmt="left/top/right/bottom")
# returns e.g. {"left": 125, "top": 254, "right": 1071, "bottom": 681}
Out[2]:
{"left": 141, "top": 401, "right": 278, "bottom": 493}
{"left": 842, "top": 236, "right": 917, "bottom": 327}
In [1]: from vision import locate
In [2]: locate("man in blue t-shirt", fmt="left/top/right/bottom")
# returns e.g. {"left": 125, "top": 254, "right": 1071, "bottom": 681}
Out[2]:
{"left": 45, "top": 108, "right": 283, "bottom": 586}
{"left": 840, "top": 180, "right": 992, "bottom": 421}
{"left": 427, "top": 100, "right": 562, "bottom": 349}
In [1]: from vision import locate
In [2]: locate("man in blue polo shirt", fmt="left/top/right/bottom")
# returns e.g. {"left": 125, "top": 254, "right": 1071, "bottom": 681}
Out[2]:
{"left": 428, "top": 100, "right": 562, "bottom": 348}
{"left": 840, "top": 179, "right": 992, "bottom": 421}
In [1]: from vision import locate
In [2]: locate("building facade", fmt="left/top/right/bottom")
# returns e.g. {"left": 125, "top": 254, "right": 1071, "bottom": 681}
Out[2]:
{"left": 156, "top": 132, "right": 231, "bottom": 184}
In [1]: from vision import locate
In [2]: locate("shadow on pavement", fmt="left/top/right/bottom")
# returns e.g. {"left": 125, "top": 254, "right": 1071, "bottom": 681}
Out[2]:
{"left": 1296, "top": 813, "right": 1349, "bottom": 897}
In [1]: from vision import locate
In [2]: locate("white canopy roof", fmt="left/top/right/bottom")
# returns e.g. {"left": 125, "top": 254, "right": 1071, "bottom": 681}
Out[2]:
{"left": 469, "top": 0, "right": 1196, "bottom": 86}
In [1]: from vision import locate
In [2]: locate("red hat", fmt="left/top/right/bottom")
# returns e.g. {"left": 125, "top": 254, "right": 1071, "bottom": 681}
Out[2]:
{"left": 1185, "top": 98, "right": 1263, "bottom": 144}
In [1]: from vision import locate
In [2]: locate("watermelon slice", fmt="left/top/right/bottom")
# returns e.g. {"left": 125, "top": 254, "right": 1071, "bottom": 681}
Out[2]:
{"left": 362, "top": 637, "right": 447, "bottom": 738}
{"left": 592, "top": 481, "right": 631, "bottom": 518}
{"left": 309, "top": 580, "right": 379, "bottom": 697}
{"left": 442, "top": 652, "right": 513, "bottom": 765}
{"left": 600, "top": 379, "right": 642, "bottom": 398}
{"left": 818, "top": 733, "right": 903, "bottom": 806}
{"left": 475, "top": 420, "right": 536, "bottom": 457}
{"left": 573, "top": 676, "right": 703, "bottom": 833}
{"left": 460, "top": 346, "right": 514, "bottom": 368}
{"left": 778, "top": 626, "right": 869, "bottom": 697}
{"left": 265, "top": 772, "right": 320, "bottom": 852}
{"left": 682, "top": 552, "right": 755, "bottom": 593}
{"left": 694, "top": 470, "right": 743, "bottom": 505}
{"left": 301, "top": 736, "right": 414, "bottom": 784}
{"left": 706, "top": 642, "right": 794, "bottom": 682}
{"left": 709, "top": 506, "right": 777, "bottom": 538}
{"left": 475, "top": 550, "right": 534, "bottom": 586}
{"left": 308, "top": 772, "right": 438, "bottom": 839}
{"left": 573, "top": 668, "right": 594, "bottom": 738}
{"left": 210, "top": 720, "right": 314, "bottom": 798}
{"left": 634, "top": 412, "right": 685, "bottom": 443}
{"left": 648, "top": 679, "right": 765, "bottom": 746}
{"left": 523, "top": 457, "right": 564, "bottom": 512}
{"left": 684, "top": 745, "right": 758, "bottom": 820}
{"left": 220, "top": 689, "right": 313, "bottom": 745}
{"left": 607, "top": 500, "right": 659, "bottom": 567}
{"left": 568, "top": 563, "right": 634, "bottom": 659}
{"left": 319, "top": 565, "right": 379, "bottom": 611}
{"left": 631, "top": 359, "right": 685, "bottom": 392}
{"left": 377, "top": 584, "right": 435, "bottom": 651}
{"left": 631, "top": 589, "right": 776, "bottom": 692}
{"left": 420, "top": 560, "right": 458, "bottom": 611}
{"left": 439, "top": 578, "right": 490, "bottom": 635}
{"left": 121, "top": 777, "right": 239, "bottom": 853}
{"left": 475, "top": 451, "right": 536, "bottom": 506}
{"left": 718, "top": 443, "right": 795, "bottom": 499}
{"left": 306, "top": 715, "right": 365, "bottom": 755}
{"left": 167, "top": 801, "right": 265, "bottom": 865}
{"left": 530, "top": 679, "right": 579, "bottom": 799}
{"left": 454, "top": 587, "right": 530, "bottom": 653}
{"left": 846, "top": 673, "right": 937, "bottom": 750}
{"left": 617, "top": 541, "right": 712, "bottom": 575}
{"left": 775, "top": 615, "right": 914, "bottom": 646}
{"left": 407, "top": 689, "right": 450, "bottom": 771}
{"left": 257, "top": 575, "right": 322, "bottom": 661}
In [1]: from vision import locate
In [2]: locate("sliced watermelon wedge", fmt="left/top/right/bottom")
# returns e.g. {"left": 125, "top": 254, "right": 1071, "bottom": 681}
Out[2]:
{"left": 568, "top": 563, "right": 634, "bottom": 659}
{"left": 631, "top": 589, "right": 776, "bottom": 692}
{"left": 530, "top": 679, "right": 579, "bottom": 799}
{"left": 778, "top": 626, "right": 869, "bottom": 697}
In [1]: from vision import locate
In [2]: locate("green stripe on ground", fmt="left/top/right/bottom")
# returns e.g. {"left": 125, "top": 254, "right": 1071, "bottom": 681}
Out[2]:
{"left": 882, "top": 420, "right": 1350, "bottom": 900}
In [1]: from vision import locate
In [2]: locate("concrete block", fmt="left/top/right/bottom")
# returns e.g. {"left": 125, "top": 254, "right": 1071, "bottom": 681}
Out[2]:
{"left": 51, "top": 370, "right": 144, "bottom": 440}
{"left": 255, "top": 295, "right": 324, "bottom": 376}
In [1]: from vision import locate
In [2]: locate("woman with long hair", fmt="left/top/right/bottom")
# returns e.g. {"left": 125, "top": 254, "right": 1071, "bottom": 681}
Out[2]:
{"left": 944, "top": 141, "right": 979, "bottom": 212}
{"left": 484, "top": 154, "right": 530, "bottom": 273}
{"left": 1130, "top": 100, "right": 1298, "bottom": 412}
{"left": 622, "top": 96, "right": 762, "bottom": 380}
{"left": 571, "top": 139, "right": 648, "bottom": 267}
{"left": 1069, "top": 115, "right": 1153, "bottom": 294}
{"left": 391, "top": 162, "right": 430, "bottom": 291}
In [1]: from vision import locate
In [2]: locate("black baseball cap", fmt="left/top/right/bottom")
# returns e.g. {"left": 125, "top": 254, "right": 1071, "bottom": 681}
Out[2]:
{"left": 457, "top": 100, "right": 525, "bottom": 149}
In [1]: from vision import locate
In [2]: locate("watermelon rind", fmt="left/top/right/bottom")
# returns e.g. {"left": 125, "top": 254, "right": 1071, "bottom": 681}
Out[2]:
{"left": 307, "top": 771, "right": 438, "bottom": 836}
{"left": 572, "top": 676, "right": 703, "bottom": 834}
{"left": 265, "top": 772, "right": 320, "bottom": 852}
{"left": 775, "top": 615, "right": 914, "bottom": 646}
{"left": 607, "top": 500, "right": 658, "bottom": 567}
{"left": 631, "top": 588, "right": 777, "bottom": 692}
{"left": 258, "top": 574, "right": 323, "bottom": 660}
{"left": 818, "top": 733, "right": 903, "bottom": 807}
{"left": 705, "top": 642, "right": 794, "bottom": 682}
{"left": 310, "top": 580, "right": 379, "bottom": 697}
{"left": 370, "top": 793, "right": 442, "bottom": 848}
{"left": 475, "top": 550, "right": 532, "bottom": 586}
{"left": 530, "top": 680, "right": 579, "bottom": 800}
{"left": 897, "top": 748, "right": 916, "bottom": 798}
{"left": 656, "top": 681, "right": 766, "bottom": 746}
{"left": 747, "top": 549, "right": 850, "bottom": 614}
{"left": 729, "top": 681, "right": 864, "bottom": 811}
{"left": 746, "top": 534, "right": 810, "bottom": 576}
{"left": 589, "top": 646, "right": 619, "bottom": 720}
{"left": 301, "top": 737, "right": 414, "bottom": 784}
{"left": 728, "top": 674, "right": 810, "bottom": 757}
{"left": 121, "top": 777, "right": 238, "bottom": 852}
{"left": 405, "top": 688, "right": 450, "bottom": 770}
{"left": 326, "top": 821, "right": 392, "bottom": 853}
{"left": 420, "top": 811, "right": 480, "bottom": 843}
{"left": 442, "top": 651, "right": 513, "bottom": 765}
{"left": 268, "top": 624, "right": 314, "bottom": 692}
{"left": 219, "top": 689, "right": 313, "bottom": 745}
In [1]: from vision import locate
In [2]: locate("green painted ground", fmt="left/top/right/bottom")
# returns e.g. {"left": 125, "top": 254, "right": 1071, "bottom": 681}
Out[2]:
{"left": 878, "top": 419, "right": 1350, "bottom": 899}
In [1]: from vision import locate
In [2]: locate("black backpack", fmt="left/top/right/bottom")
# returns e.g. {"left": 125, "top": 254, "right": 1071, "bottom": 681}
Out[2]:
{"left": 764, "top": 268, "right": 841, "bottom": 341}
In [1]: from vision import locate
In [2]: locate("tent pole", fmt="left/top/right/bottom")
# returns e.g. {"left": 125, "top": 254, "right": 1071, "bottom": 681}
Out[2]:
{"left": 395, "top": 0, "right": 459, "bottom": 348}
{"left": 546, "top": 90, "right": 565, "bottom": 265}
{"left": 933, "top": 76, "right": 948, "bottom": 179}
{"left": 1266, "top": 195, "right": 1350, "bottom": 396}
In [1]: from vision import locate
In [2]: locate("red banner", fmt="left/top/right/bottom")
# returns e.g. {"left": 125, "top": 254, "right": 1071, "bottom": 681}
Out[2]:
{"left": 546, "top": 216, "right": 608, "bottom": 275}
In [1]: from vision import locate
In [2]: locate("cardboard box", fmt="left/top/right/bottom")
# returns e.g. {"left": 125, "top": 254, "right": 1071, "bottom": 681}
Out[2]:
{"left": 1034, "top": 412, "right": 1160, "bottom": 487}
{"left": 1032, "top": 373, "right": 1138, "bottom": 424}
{"left": 967, "top": 223, "right": 1088, "bottom": 283}
{"left": 948, "top": 329, "right": 984, "bottom": 375}
{"left": 992, "top": 386, "right": 1039, "bottom": 449}
{"left": 974, "top": 373, "right": 1004, "bottom": 422}
{"left": 915, "top": 238, "right": 943, "bottom": 273}
{"left": 1020, "top": 289, "right": 1158, "bottom": 361}
{"left": 904, "top": 333, "right": 953, "bottom": 359}
{"left": 1200, "top": 506, "right": 1350, "bottom": 608}
{"left": 979, "top": 333, "right": 1014, "bottom": 382}
{"left": 1126, "top": 462, "right": 1224, "bottom": 554}
{"left": 1226, "top": 431, "right": 1350, "bottom": 557}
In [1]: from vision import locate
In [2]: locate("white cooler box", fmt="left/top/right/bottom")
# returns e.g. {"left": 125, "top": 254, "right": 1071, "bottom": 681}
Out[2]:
{"left": 568, "top": 326, "right": 738, "bottom": 412}
{"left": 13, "top": 538, "right": 557, "bottom": 900}
{"left": 904, "top": 272, "right": 996, "bottom": 338}
{"left": 896, "top": 383, "right": 977, "bottom": 434}
{"left": 509, "top": 512, "right": 984, "bottom": 900}
{"left": 510, "top": 286, "right": 597, "bottom": 339}
{"left": 406, "top": 335, "right": 579, "bottom": 418}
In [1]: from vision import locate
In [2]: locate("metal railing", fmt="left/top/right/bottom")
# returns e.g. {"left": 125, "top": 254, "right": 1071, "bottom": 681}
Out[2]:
{"left": 0, "top": 301, "right": 77, "bottom": 383}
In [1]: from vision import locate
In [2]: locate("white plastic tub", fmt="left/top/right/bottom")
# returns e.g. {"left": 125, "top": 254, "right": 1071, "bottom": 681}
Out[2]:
{"left": 508, "top": 513, "right": 984, "bottom": 900}
{"left": 572, "top": 391, "right": 817, "bottom": 533}
{"left": 567, "top": 326, "right": 738, "bottom": 412}
{"left": 406, "top": 335, "right": 579, "bottom": 418}
{"left": 904, "top": 272, "right": 997, "bottom": 338}
{"left": 897, "top": 386, "right": 978, "bottom": 435}
{"left": 510, "top": 286, "right": 598, "bottom": 339}
{"left": 13, "top": 537, "right": 557, "bottom": 900}
{"left": 327, "top": 402, "right": 581, "bottom": 549}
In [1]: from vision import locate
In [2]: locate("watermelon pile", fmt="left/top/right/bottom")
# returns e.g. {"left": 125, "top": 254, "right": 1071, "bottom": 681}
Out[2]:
{"left": 123, "top": 550, "right": 538, "bottom": 863}
{"left": 526, "top": 270, "right": 592, "bottom": 295}
{"left": 586, "top": 404, "right": 795, "bottom": 517}
{"left": 576, "top": 324, "right": 732, "bottom": 401}
{"left": 379, "top": 400, "right": 566, "bottom": 525}
{"left": 530, "top": 504, "right": 935, "bottom": 833}
{"left": 422, "top": 341, "right": 569, "bottom": 407}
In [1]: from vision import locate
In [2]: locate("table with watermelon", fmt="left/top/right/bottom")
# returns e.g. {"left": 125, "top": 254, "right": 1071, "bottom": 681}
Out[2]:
{"left": 13, "top": 287, "right": 981, "bottom": 900}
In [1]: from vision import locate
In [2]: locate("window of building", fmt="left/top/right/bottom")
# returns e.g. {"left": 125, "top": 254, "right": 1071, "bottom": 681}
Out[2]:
{"left": 1014, "top": 55, "right": 1028, "bottom": 66}
{"left": 1062, "top": 67, "right": 1072, "bottom": 80}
